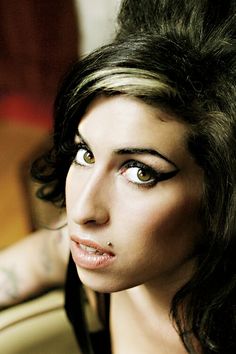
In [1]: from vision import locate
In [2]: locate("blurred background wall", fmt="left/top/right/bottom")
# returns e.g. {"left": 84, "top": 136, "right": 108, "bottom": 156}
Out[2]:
{"left": 0, "top": 0, "right": 120, "bottom": 248}
{"left": 75, "top": 0, "right": 120, "bottom": 55}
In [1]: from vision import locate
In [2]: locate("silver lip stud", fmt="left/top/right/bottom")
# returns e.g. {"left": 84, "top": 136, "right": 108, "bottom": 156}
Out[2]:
{"left": 107, "top": 241, "right": 113, "bottom": 247}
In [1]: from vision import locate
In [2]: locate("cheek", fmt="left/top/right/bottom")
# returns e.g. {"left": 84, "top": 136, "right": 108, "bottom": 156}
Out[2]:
{"left": 65, "top": 169, "right": 72, "bottom": 203}
{"left": 115, "top": 187, "right": 202, "bottom": 253}
{"left": 111, "top": 188, "right": 202, "bottom": 286}
{"left": 65, "top": 168, "right": 78, "bottom": 211}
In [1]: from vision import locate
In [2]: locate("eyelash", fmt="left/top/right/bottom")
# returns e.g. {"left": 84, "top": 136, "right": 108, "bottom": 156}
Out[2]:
{"left": 120, "top": 160, "right": 163, "bottom": 188}
{"left": 73, "top": 143, "right": 92, "bottom": 166}
{"left": 73, "top": 143, "right": 177, "bottom": 188}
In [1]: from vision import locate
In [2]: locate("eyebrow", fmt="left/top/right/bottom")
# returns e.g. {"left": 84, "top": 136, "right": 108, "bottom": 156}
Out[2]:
{"left": 114, "top": 148, "right": 178, "bottom": 169}
{"left": 76, "top": 131, "right": 178, "bottom": 169}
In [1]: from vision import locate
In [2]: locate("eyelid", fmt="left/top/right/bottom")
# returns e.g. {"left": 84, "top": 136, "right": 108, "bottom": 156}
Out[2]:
{"left": 75, "top": 141, "right": 89, "bottom": 149}
{"left": 120, "top": 160, "right": 160, "bottom": 186}
{"left": 121, "top": 159, "right": 163, "bottom": 175}
{"left": 73, "top": 142, "right": 94, "bottom": 166}
{"left": 75, "top": 132, "right": 92, "bottom": 151}
{"left": 75, "top": 141, "right": 93, "bottom": 157}
{"left": 120, "top": 159, "right": 179, "bottom": 186}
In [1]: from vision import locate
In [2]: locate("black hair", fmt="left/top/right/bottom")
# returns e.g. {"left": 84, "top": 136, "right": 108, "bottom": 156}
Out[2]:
{"left": 32, "top": 0, "right": 236, "bottom": 352}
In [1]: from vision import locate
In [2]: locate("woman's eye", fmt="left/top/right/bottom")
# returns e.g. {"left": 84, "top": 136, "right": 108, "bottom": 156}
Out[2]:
{"left": 121, "top": 164, "right": 157, "bottom": 186}
{"left": 120, "top": 161, "right": 178, "bottom": 187}
{"left": 74, "top": 147, "right": 95, "bottom": 166}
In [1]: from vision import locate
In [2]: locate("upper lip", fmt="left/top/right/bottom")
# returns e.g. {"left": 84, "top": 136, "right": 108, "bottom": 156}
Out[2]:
{"left": 70, "top": 235, "right": 115, "bottom": 256}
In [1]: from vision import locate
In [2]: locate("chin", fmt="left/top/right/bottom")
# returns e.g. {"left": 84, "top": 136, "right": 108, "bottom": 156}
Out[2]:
{"left": 75, "top": 265, "right": 131, "bottom": 293}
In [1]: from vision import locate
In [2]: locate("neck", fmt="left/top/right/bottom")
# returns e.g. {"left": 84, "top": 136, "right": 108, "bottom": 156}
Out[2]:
{"left": 111, "top": 286, "right": 187, "bottom": 354}
{"left": 110, "top": 262, "right": 195, "bottom": 354}
{"left": 132, "top": 257, "right": 195, "bottom": 315}
{"left": 127, "top": 283, "right": 172, "bottom": 317}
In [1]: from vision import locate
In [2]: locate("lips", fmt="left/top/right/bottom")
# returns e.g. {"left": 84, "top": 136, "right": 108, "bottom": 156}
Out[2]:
{"left": 71, "top": 236, "right": 115, "bottom": 255}
{"left": 79, "top": 243, "right": 108, "bottom": 255}
{"left": 70, "top": 236, "right": 115, "bottom": 270}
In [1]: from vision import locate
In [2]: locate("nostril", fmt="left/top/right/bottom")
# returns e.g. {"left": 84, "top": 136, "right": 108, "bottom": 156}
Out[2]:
{"left": 74, "top": 206, "right": 110, "bottom": 226}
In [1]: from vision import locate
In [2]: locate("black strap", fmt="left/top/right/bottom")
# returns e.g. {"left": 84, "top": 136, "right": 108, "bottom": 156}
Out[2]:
{"left": 64, "top": 255, "right": 94, "bottom": 354}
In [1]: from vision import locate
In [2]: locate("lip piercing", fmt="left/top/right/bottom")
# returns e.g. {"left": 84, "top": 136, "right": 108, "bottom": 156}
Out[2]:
{"left": 107, "top": 241, "right": 113, "bottom": 247}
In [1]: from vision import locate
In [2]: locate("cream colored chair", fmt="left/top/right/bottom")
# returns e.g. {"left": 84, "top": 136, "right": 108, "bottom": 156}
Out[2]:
{"left": 0, "top": 289, "right": 81, "bottom": 354}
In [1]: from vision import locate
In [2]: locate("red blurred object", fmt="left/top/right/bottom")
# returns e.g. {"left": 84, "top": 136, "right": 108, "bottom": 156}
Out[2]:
{"left": 0, "top": 93, "right": 53, "bottom": 130}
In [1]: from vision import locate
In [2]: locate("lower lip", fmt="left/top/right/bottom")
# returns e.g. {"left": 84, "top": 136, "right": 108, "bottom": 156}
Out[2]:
{"left": 70, "top": 240, "right": 116, "bottom": 270}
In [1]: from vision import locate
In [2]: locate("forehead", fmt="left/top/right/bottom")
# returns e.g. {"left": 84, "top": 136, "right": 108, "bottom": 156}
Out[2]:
{"left": 78, "top": 95, "right": 190, "bottom": 166}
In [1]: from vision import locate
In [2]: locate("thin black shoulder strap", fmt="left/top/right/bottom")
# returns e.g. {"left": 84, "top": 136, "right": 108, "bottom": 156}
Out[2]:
{"left": 64, "top": 254, "right": 94, "bottom": 354}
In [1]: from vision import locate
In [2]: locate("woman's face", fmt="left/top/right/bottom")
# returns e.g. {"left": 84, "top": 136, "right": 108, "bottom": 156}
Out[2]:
{"left": 66, "top": 95, "right": 203, "bottom": 293}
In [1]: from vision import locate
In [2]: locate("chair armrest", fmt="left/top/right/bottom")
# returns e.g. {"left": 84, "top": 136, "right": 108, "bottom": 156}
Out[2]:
{"left": 0, "top": 289, "right": 80, "bottom": 354}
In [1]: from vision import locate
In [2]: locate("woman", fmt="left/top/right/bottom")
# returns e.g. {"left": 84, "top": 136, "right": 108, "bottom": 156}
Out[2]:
{"left": 1, "top": 0, "right": 235, "bottom": 353}
{"left": 30, "top": 0, "right": 236, "bottom": 352}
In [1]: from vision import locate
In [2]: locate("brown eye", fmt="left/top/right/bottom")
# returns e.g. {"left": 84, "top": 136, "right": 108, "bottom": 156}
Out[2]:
{"left": 74, "top": 147, "right": 95, "bottom": 166}
{"left": 83, "top": 150, "right": 95, "bottom": 164}
{"left": 137, "top": 168, "right": 152, "bottom": 182}
{"left": 121, "top": 165, "right": 156, "bottom": 185}
{"left": 121, "top": 161, "right": 179, "bottom": 188}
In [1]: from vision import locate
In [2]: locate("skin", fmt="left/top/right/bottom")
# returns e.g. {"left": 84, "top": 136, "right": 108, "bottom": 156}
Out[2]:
{"left": 0, "top": 223, "right": 69, "bottom": 308}
{"left": 66, "top": 95, "right": 204, "bottom": 296}
{"left": 0, "top": 94, "right": 204, "bottom": 352}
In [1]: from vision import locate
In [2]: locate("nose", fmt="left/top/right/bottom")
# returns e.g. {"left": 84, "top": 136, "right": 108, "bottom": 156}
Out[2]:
{"left": 72, "top": 172, "right": 110, "bottom": 226}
